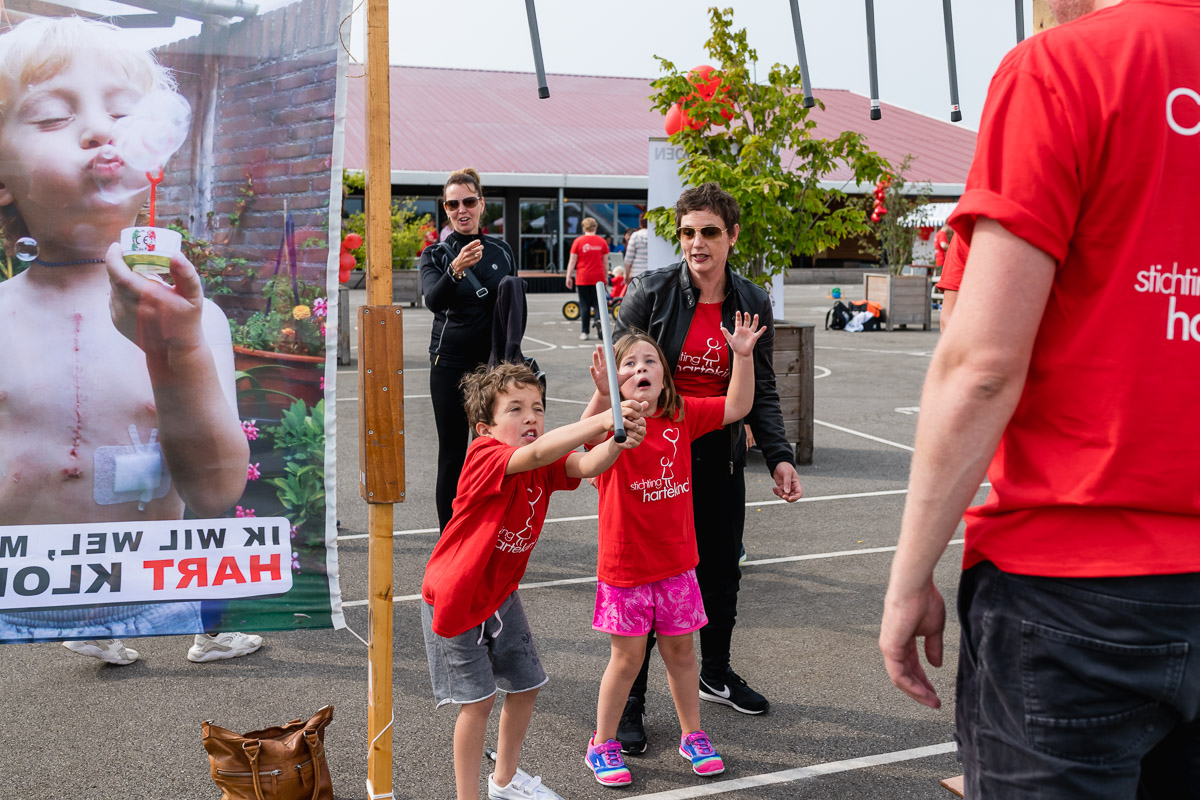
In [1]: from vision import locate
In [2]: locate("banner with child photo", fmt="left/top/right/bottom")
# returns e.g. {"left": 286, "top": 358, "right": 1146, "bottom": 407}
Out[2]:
{"left": 0, "top": 0, "right": 346, "bottom": 647}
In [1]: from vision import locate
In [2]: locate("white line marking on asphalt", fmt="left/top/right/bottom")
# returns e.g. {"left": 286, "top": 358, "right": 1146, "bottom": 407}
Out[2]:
{"left": 814, "top": 419, "right": 915, "bottom": 452}
{"left": 621, "top": 742, "right": 958, "bottom": 800}
{"left": 814, "top": 366, "right": 831, "bottom": 379}
{"left": 338, "top": 541, "right": 967, "bottom": 608}
{"left": 335, "top": 489, "right": 915, "bottom": 542}
{"left": 523, "top": 335, "right": 557, "bottom": 352}
{"left": 815, "top": 345, "right": 934, "bottom": 357}
{"left": 548, "top": 396, "right": 589, "bottom": 405}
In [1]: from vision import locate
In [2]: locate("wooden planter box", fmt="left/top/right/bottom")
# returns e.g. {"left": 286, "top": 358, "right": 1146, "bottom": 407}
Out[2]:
{"left": 392, "top": 269, "right": 423, "bottom": 307}
{"left": 863, "top": 273, "right": 931, "bottom": 331}
{"left": 773, "top": 322, "right": 815, "bottom": 465}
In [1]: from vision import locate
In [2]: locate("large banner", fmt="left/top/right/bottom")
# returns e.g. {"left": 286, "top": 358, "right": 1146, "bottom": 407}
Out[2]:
{"left": 0, "top": 0, "right": 345, "bottom": 642}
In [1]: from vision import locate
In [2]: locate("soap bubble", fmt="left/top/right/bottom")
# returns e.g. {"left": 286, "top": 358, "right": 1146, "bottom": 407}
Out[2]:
{"left": 14, "top": 236, "right": 37, "bottom": 262}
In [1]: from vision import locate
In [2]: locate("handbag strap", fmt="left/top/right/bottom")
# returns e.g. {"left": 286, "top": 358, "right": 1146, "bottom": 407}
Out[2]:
{"left": 242, "top": 741, "right": 267, "bottom": 800}
{"left": 442, "top": 241, "right": 488, "bottom": 299}
{"left": 303, "top": 730, "right": 323, "bottom": 800}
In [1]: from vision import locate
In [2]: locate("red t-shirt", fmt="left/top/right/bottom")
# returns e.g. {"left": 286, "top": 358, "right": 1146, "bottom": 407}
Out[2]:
{"left": 934, "top": 229, "right": 950, "bottom": 268}
{"left": 594, "top": 396, "right": 725, "bottom": 587}
{"left": 672, "top": 303, "right": 730, "bottom": 398}
{"left": 421, "top": 437, "right": 580, "bottom": 636}
{"left": 948, "top": 0, "right": 1200, "bottom": 578}
{"left": 570, "top": 234, "right": 610, "bottom": 286}
{"left": 934, "top": 235, "right": 967, "bottom": 291}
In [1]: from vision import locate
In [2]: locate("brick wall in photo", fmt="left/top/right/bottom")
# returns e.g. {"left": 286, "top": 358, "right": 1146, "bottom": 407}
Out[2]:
{"left": 154, "top": 0, "right": 341, "bottom": 316}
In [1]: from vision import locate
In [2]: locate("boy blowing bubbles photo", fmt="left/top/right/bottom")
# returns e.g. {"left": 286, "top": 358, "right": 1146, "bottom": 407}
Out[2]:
{"left": 0, "top": 18, "right": 256, "bottom": 663}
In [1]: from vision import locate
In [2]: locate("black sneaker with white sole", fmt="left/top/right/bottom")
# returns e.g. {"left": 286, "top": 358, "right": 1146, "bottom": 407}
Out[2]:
{"left": 699, "top": 668, "right": 770, "bottom": 715}
{"left": 616, "top": 695, "right": 647, "bottom": 754}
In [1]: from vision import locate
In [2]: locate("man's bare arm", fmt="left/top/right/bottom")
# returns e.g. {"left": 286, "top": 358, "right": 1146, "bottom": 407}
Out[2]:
{"left": 879, "top": 219, "right": 1056, "bottom": 708}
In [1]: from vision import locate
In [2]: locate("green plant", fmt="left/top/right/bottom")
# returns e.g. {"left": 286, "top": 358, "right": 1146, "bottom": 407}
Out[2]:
{"left": 341, "top": 197, "right": 432, "bottom": 270}
{"left": 342, "top": 170, "right": 365, "bottom": 196}
{"left": 265, "top": 399, "right": 326, "bottom": 530}
{"left": 230, "top": 275, "right": 328, "bottom": 356}
{"left": 854, "top": 154, "right": 933, "bottom": 274}
{"left": 170, "top": 222, "right": 255, "bottom": 296}
{"left": 647, "top": 7, "right": 890, "bottom": 287}
{"left": 0, "top": 246, "right": 23, "bottom": 282}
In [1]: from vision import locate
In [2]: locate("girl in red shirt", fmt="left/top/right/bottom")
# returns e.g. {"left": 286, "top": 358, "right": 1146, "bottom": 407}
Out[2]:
{"left": 579, "top": 314, "right": 763, "bottom": 787}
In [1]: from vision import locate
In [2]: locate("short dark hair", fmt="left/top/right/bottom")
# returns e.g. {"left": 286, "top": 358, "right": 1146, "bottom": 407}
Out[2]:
{"left": 674, "top": 182, "right": 740, "bottom": 231}
{"left": 460, "top": 362, "right": 541, "bottom": 428}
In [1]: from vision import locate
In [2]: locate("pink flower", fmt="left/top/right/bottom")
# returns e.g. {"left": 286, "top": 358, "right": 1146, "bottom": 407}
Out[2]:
{"left": 313, "top": 297, "right": 328, "bottom": 318}
{"left": 291, "top": 552, "right": 302, "bottom": 573}
{"left": 319, "top": 323, "right": 326, "bottom": 337}
{"left": 320, "top": 376, "right": 325, "bottom": 390}
{"left": 235, "top": 505, "right": 255, "bottom": 518}
{"left": 290, "top": 525, "right": 298, "bottom": 540}
{"left": 247, "top": 462, "right": 261, "bottom": 481}
{"left": 241, "top": 419, "right": 259, "bottom": 440}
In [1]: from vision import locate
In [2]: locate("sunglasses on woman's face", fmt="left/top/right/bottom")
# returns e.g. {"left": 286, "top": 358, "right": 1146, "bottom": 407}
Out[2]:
{"left": 443, "top": 196, "right": 482, "bottom": 211}
{"left": 677, "top": 225, "right": 727, "bottom": 241}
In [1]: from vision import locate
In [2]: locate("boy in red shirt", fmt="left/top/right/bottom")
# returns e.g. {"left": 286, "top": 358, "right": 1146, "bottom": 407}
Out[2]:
{"left": 421, "top": 362, "right": 646, "bottom": 800}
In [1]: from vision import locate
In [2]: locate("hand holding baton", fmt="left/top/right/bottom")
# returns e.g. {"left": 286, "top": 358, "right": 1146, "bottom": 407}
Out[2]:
{"left": 595, "top": 281, "right": 626, "bottom": 443}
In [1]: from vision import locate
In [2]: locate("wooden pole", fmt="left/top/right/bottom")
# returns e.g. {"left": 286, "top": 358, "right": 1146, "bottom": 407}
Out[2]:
{"left": 1033, "top": 0, "right": 1056, "bottom": 33}
{"left": 363, "top": 0, "right": 397, "bottom": 795}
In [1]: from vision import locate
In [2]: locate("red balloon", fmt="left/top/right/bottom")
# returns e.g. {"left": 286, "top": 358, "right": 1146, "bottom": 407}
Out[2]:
{"left": 689, "top": 64, "right": 720, "bottom": 101}
{"left": 342, "top": 233, "right": 363, "bottom": 252}
{"left": 338, "top": 251, "right": 356, "bottom": 283}
{"left": 870, "top": 212, "right": 881, "bottom": 223}
{"left": 664, "top": 103, "right": 684, "bottom": 136}
{"left": 678, "top": 102, "right": 702, "bottom": 130}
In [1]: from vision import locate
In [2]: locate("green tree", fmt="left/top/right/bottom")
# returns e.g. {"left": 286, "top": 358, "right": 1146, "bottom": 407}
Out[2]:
{"left": 854, "top": 154, "right": 933, "bottom": 274}
{"left": 648, "top": 7, "right": 890, "bottom": 286}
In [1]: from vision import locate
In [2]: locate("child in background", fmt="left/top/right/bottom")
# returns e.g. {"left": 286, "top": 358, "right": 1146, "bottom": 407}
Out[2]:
{"left": 580, "top": 314, "right": 763, "bottom": 787}
{"left": 421, "top": 362, "right": 646, "bottom": 800}
{"left": 0, "top": 16, "right": 257, "bottom": 663}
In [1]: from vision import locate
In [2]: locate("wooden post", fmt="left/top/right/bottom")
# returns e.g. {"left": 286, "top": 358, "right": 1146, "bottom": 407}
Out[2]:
{"left": 362, "top": 0, "right": 402, "bottom": 796}
{"left": 1033, "top": 0, "right": 1056, "bottom": 33}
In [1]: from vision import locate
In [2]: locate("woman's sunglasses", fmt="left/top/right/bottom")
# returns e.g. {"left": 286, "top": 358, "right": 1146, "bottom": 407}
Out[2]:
{"left": 677, "top": 225, "right": 727, "bottom": 241}
{"left": 443, "top": 196, "right": 482, "bottom": 211}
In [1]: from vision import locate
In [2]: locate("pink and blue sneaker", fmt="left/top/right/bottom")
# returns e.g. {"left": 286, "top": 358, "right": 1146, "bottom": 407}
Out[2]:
{"left": 585, "top": 734, "right": 632, "bottom": 786}
{"left": 679, "top": 730, "right": 725, "bottom": 776}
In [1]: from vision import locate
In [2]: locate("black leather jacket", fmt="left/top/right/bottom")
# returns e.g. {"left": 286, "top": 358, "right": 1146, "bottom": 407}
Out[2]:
{"left": 614, "top": 260, "right": 794, "bottom": 475}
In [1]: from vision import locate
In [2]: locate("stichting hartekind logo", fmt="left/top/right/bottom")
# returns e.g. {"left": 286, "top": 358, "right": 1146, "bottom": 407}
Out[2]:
{"left": 496, "top": 486, "right": 543, "bottom": 553}
{"left": 1135, "top": 263, "right": 1200, "bottom": 341}
{"left": 628, "top": 427, "right": 690, "bottom": 502}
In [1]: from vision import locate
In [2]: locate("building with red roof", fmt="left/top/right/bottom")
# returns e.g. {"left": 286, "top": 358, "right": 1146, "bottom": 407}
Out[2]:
{"left": 343, "top": 66, "right": 975, "bottom": 271}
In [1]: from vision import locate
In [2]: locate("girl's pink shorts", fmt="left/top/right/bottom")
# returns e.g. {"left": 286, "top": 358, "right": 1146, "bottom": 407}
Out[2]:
{"left": 592, "top": 568, "right": 708, "bottom": 637}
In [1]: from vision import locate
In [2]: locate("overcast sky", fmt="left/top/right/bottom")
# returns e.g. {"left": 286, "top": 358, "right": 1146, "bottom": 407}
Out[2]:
{"left": 350, "top": 1, "right": 1038, "bottom": 131}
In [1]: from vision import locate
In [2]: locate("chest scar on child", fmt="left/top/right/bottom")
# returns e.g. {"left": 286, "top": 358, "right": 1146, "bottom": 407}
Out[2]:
{"left": 66, "top": 312, "right": 84, "bottom": 477}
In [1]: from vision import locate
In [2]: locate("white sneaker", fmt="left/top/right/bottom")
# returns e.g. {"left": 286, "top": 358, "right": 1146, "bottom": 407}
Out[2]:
{"left": 62, "top": 639, "right": 139, "bottom": 665}
{"left": 188, "top": 632, "right": 263, "bottom": 663}
{"left": 579, "top": 333, "right": 589, "bottom": 341}
{"left": 488, "top": 772, "right": 556, "bottom": 800}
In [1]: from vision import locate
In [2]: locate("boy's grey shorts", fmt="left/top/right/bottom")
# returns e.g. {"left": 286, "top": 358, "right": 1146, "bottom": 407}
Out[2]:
{"left": 421, "top": 591, "right": 548, "bottom": 708}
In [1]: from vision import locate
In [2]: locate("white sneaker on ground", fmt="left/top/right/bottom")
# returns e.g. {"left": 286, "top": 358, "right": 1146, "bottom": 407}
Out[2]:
{"left": 579, "top": 333, "right": 589, "bottom": 341}
{"left": 187, "top": 632, "right": 263, "bottom": 663}
{"left": 488, "top": 772, "right": 556, "bottom": 799}
{"left": 62, "top": 639, "right": 139, "bottom": 665}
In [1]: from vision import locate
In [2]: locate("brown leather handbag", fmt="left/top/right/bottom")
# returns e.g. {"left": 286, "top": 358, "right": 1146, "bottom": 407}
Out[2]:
{"left": 201, "top": 705, "right": 334, "bottom": 800}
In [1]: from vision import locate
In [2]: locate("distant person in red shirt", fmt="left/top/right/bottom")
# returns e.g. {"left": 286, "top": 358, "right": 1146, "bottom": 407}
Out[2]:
{"left": 934, "top": 233, "right": 967, "bottom": 331}
{"left": 579, "top": 315, "right": 763, "bottom": 787}
{"left": 421, "top": 362, "right": 646, "bottom": 800}
{"left": 566, "top": 217, "right": 610, "bottom": 340}
{"left": 880, "top": 1, "right": 1200, "bottom": 796}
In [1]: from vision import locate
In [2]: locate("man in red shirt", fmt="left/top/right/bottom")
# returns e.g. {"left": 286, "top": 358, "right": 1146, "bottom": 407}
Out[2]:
{"left": 566, "top": 217, "right": 610, "bottom": 340}
{"left": 880, "top": 1, "right": 1200, "bottom": 795}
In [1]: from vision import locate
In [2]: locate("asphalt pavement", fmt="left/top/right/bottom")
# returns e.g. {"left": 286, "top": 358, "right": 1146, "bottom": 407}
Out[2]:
{"left": 0, "top": 282, "right": 977, "bottom": 800}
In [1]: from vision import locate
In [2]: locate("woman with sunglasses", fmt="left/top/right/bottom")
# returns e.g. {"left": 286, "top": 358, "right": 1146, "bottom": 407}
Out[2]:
{"left": 611, "top": 182, "right": 804, "bottom": 751}
{"left": 420, "top": 168, "right": 518, "bottom": 531}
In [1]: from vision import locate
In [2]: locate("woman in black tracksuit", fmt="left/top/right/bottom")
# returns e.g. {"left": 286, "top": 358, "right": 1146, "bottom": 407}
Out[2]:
{"left": 420, "top": 168, "right": 516, "bottom": 531}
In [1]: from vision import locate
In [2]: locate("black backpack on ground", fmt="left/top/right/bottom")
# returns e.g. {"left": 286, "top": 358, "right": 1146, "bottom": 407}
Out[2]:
{"left": 826, "top": 301, "right": 853, "bottom": 330}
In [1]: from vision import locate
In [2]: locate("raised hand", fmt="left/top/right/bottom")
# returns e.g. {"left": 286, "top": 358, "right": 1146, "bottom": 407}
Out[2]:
{"left": 105, "top": 242, "right": 206, "bottom": 363}
{"left": 721, "top": 311, "right": 764, "bottom": 358}
{"left": 589, "top": 343, "right": 611, "bottom": 397}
